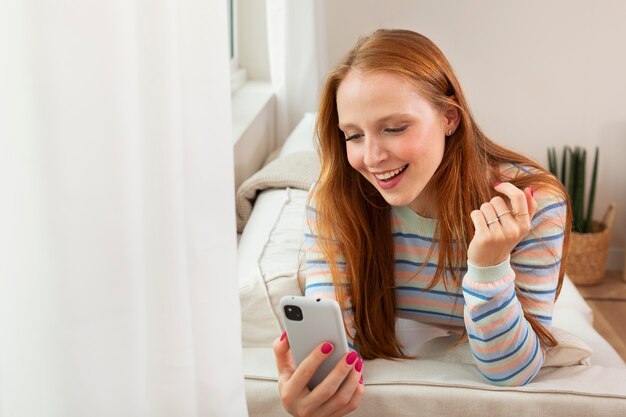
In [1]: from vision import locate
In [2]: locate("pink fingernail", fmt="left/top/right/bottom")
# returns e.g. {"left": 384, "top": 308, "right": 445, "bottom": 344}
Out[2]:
{"left": 355, "top": 358, "right": 363, "bottom": 372}
{"left": 530, "top": 185, "right": 535, "bottom": 197}
{"left": 493, "top": 181, "right": 502, "bottom": 187}
{"left": 321, "top": 343, "right": 333, "bottom": 354}
{"left": 359, "top": 375, "right": 364, "bottom": 384}
{"left": 280, "top": 330, "right": 286, "bottom": 342}
{"left": 346, "top": 351, "right": 358, "bottom": 365}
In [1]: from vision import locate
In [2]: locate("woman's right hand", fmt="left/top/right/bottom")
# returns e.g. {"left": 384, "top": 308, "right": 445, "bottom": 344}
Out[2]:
{"left": 273, "top": 331, "right": 364, "bottom": 417}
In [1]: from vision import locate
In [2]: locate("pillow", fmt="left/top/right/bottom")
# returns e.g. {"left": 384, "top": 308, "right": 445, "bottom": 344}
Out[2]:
{"left": 277, "top": 112, "right": 317, "bottom": 158}
{"left": 261, "top": 112, "right": 317, "bottom": 167}
{"left": 544, "top": 327, "right": 592, "bottom": 366}
{"left": 398, "top": 326, "right": 591, "bottom": 367}
{"left": 236, "top": 151, "right": 319, "bottom": 232}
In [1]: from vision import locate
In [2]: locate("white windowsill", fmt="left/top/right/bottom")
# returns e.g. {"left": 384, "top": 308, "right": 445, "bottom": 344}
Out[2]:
{"left": 231, "top": 67, "right": 247, "bottom": 93}
{"left": 231, "top": 81, "right": 274, "bottom": 144}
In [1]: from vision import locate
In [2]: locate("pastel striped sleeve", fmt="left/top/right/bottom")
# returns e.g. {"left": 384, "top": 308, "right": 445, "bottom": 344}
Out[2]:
{"left": 461, "top": 192, "right": 567, "bottom": 386}
{"left": 511, "top": 192, "right": 567, "bottom": 330}
{"left": 302, "top": 200, "right": 357, "bottom": 342}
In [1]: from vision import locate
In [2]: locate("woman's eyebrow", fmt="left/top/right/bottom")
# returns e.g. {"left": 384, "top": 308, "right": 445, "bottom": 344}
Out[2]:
{"left": 339, "top": 113, "right": 412, "bottom": 131}
{"left": 377, "top": 113, "right": 412, "bottom": 123}
{"left": 338, "top": 122, "right": 358, "bottom": 131}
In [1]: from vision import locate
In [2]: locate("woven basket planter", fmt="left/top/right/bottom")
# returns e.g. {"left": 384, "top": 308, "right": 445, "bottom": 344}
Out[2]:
{"left": 565, "top": 203, "right": 617, "bottom": 286}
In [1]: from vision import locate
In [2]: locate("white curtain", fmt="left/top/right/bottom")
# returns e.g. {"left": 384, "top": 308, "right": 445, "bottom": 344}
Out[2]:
{"left": 0, "top": 1, "right": 248, "bottom": 416}
{"left": 266, "top": 0, "right": 321, "bottom": 144}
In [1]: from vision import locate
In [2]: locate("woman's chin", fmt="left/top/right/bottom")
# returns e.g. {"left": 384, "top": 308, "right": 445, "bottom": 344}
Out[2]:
{"left": 378, "top": 192, "right": 414, "bottom": 208}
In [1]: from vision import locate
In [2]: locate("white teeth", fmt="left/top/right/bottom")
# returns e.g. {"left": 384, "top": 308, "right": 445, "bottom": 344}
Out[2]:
{"left": 374, "top": 165, "right": 407, "bottom": 180}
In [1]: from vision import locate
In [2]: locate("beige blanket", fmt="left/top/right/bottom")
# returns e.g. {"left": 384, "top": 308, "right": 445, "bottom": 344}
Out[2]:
{"left": 236, "top": 151, "right": 320, "bottom": 232}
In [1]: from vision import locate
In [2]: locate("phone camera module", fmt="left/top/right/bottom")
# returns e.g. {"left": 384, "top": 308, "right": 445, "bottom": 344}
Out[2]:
{"left": 284, "top": 305, "right": 303, "bottom": 321}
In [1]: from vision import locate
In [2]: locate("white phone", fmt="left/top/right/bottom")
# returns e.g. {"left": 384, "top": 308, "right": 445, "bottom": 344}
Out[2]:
{"left": 279, "top": 295, "right": 351, "bottom": 389}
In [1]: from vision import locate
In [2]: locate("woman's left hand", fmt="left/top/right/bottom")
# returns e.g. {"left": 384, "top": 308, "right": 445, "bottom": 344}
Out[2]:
{"left": 467, "top": 182, "right": 537, "bottom": 267}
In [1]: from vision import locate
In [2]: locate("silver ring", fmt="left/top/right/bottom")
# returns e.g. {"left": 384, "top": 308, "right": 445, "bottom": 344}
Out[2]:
{"left": 486, "top": 218, "right": 499, "bottom": 226}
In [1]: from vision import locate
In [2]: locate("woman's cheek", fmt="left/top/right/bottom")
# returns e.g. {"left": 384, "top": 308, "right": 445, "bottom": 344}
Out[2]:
{"left": 345, "top": 145, "right": 363, "bottom": 171}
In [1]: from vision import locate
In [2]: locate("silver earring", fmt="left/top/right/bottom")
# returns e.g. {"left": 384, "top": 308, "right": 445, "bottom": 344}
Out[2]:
{"left": 447, "top": 129, "right": 453, "bottom": 136}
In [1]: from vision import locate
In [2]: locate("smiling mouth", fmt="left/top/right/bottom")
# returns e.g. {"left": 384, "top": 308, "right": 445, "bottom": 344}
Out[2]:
{"left": 373, "top": 164, "right": 408, "bottom": 182}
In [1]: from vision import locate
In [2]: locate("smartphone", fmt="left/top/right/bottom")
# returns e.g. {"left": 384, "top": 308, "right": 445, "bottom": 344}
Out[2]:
{"left": 279, "top": 295, "right": 351, "bottom": 390}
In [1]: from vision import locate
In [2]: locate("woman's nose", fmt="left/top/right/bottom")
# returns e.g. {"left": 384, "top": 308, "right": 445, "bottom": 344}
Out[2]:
{"left": 363, "top": 136, "right": 388, "bottom": 167}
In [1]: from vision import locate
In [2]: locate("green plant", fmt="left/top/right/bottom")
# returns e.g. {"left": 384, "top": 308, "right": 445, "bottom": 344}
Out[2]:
{"left": 547, "top": 146, "right": 599, "bottom": 233}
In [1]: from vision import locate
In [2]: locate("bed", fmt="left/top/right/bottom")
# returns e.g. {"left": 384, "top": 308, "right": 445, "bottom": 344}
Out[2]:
{"left": 237, "top": 113, "right": 626, "bottom": 416}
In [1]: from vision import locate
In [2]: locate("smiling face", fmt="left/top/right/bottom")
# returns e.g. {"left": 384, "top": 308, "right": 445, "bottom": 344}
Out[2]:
{"left": 337, "top": 70, "right": 457, "bottom": 216}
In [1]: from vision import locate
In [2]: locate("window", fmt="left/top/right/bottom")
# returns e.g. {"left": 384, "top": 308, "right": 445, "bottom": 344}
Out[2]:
{"left": 228, "top": 0, "right": 246, "bottom": 92}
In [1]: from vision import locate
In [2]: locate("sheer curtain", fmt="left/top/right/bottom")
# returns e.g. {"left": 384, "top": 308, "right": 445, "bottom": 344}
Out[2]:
{"left": 0, "top": 1, "right": 247, "bottom": 416}
{"left": 266, "top": 0, "right": 321, "bottom": 143}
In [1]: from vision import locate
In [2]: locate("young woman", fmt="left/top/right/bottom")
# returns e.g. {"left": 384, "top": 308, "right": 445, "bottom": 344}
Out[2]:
{"left": 273, "top": 29, "right": 571, "bottom": 416}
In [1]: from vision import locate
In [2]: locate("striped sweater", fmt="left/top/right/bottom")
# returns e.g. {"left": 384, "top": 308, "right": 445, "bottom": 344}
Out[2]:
{"left": 303, "top": 176, "right": 567, "bottom": 387}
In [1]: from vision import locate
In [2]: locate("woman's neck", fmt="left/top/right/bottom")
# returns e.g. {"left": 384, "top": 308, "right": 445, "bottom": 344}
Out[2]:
{"left": 408, "top": 188, "right": 438, "bottom": 219}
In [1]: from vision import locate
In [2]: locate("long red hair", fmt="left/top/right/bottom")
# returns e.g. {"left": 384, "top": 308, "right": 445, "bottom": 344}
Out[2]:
{"left": 311, "top": 29, "right": 571, "bottom": 359}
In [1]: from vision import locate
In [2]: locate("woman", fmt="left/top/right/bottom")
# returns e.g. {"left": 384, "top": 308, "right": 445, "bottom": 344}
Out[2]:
{"left": 273, "top": 29, "right": 570, "bottom": 416}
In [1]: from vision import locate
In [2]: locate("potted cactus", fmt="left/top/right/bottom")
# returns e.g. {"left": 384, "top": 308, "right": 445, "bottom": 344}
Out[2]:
{"left": 547, "top": 146, "right": 616, "bottom": 285}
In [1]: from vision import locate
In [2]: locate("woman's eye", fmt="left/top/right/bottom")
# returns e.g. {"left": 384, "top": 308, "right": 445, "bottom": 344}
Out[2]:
{"left": 345, "top": 133, "right": 363, "bottom": 141}
{"left": 385, "top": 126, "right": 408, "bottom": 134}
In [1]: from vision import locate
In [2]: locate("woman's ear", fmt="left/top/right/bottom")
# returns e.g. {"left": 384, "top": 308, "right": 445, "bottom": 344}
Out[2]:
{"left": 443, "top": 97, "right": 461, "bottom": 134}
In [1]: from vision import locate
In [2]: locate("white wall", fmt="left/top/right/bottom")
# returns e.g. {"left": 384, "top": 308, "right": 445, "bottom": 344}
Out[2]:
{"left": 315, "top": 0, "right": 626, "bottom": 268}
